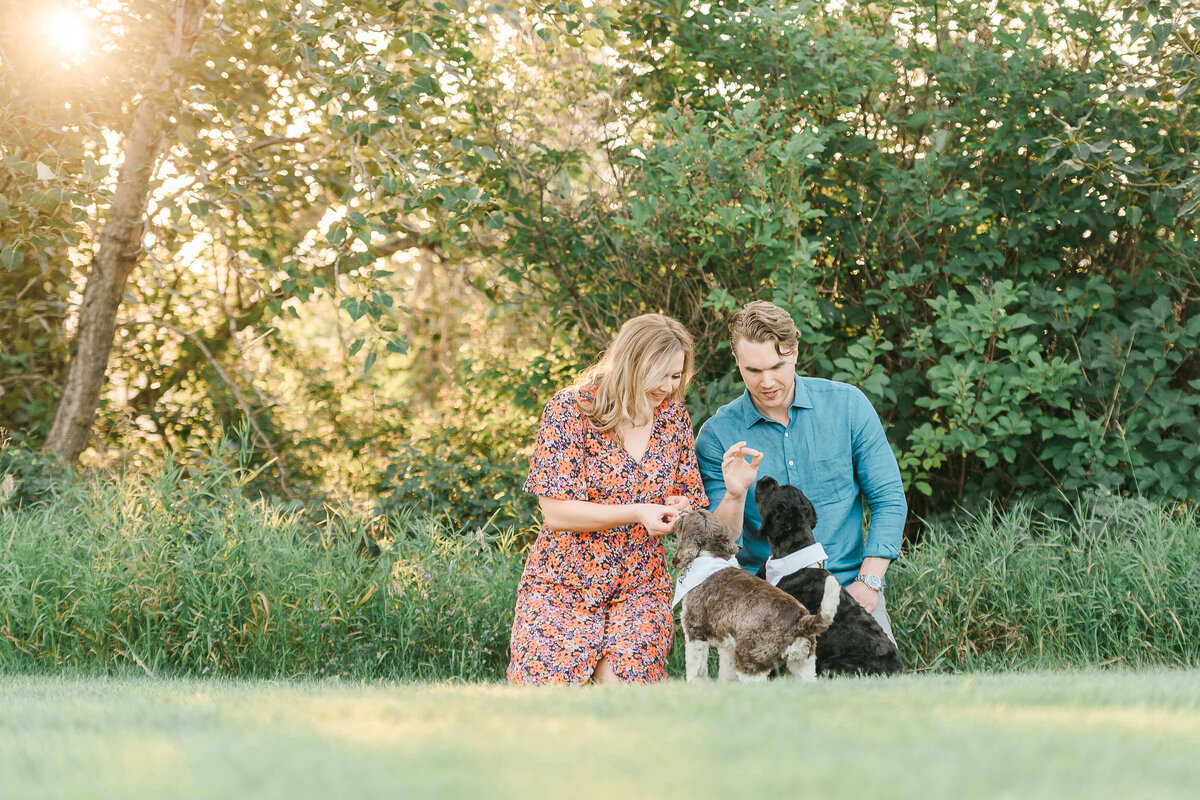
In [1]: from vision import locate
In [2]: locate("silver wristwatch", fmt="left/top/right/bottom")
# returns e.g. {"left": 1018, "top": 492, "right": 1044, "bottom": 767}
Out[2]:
{"left": 854, "top": 573, "right": 884, "bottom": 591}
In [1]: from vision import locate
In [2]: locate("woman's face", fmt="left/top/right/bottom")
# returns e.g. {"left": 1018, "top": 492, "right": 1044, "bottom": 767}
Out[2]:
{"left": 646, "top": 349, "right": 686, "bottom": 406}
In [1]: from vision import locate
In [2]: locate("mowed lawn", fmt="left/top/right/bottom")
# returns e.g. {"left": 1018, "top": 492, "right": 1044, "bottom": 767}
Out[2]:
{"left": 4, "top": 669, "right": 1199, "bottom": 799}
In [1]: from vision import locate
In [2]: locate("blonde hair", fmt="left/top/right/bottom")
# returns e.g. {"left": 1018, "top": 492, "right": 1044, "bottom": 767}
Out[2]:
{"left": 574, "top": 314, "right": 694, "bottom": 434}
{"left": 730, "top": 300, "right": 799, "bottom": 356}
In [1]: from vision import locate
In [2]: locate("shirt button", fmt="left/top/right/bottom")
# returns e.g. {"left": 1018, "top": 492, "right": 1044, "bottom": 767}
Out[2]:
{"left": 784, "top": 433, "right": 789, "bottom": 438}
{"left": 788, "top": 460, "right": 794, "bottom": 466}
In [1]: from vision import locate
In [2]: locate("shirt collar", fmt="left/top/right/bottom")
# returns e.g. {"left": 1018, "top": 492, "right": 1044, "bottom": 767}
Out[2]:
{"left": 739, "top": 379, "right": 813, "bottom": 426}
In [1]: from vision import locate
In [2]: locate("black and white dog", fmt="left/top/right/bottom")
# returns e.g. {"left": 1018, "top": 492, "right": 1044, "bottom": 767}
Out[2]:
{"left": 755, "top": 477, "right": 903, "bottom": 677}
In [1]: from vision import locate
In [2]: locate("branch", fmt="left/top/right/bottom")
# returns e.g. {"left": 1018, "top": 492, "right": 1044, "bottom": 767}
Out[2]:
{"left": 126, "top": 230, "right": 427, "bottom": 413}
{"left": 118, "top": 319, "right": 295, "bottom": 497}
{"left": 0, "top": 375, "right": 62, "bottom": 391}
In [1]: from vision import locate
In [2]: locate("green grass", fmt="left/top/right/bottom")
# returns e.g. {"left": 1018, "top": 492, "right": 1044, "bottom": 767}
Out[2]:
{"left": 3, "top": 669, "right": 1199, "bottom": 799}
{"left": 4, "top": 448, "right": 1199, "bottom": 677}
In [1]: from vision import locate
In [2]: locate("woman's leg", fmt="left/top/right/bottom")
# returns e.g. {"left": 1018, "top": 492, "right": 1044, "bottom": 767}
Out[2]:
{"left": 591, "top": 655, "right": 620, "bottom": 685}
{"left": 599, "top": 586, "right": 673, "bottom": 683}
{"left": 508, "top": 580, "right": 605, "bottom": 685}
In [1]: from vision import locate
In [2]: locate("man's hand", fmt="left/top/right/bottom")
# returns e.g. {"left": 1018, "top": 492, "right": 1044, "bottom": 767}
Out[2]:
{"left": 845, "top": 580, "right": 879, "bottom": 614}
{"left": 721, "top": 441, "right": 763, "bottom": 499}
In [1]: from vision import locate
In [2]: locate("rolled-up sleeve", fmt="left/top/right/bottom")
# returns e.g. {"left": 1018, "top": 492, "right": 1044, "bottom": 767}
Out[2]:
{"left": 694, "top": 420, "right": 726, "bottom": 512}
{"left": 850, "top": 389, "right": 907, "bottom": 560}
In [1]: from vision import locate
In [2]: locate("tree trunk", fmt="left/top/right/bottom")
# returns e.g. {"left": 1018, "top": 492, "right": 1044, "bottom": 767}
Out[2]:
{"left": 44, "top": 0, "right": 210, "bottom": 466}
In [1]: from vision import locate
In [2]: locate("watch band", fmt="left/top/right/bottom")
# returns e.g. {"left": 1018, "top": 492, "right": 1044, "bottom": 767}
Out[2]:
{"left": 854, "top": 573, "right": 884, "bottom": 591}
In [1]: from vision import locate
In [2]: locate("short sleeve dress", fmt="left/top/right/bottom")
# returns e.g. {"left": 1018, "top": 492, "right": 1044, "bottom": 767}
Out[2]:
{"left": 506, "top": 387, "right": 708, "bottom": 685}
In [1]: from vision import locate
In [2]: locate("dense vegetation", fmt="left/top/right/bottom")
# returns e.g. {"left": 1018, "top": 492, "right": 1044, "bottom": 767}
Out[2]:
{"left": 2, "top": 457, "right": 1197, "bottom": 677}
{"left": 2, "top": 0, "right": 1197, "bottom": 525}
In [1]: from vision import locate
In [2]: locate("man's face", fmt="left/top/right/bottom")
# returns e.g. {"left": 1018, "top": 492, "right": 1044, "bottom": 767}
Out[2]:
{"left": 733, "top": 336, "right": 798, "bottom": 415}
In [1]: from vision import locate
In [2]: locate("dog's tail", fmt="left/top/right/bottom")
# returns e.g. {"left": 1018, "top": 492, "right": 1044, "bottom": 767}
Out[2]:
{"left": 795, "top": 575, "right": 841, "bottom": 637}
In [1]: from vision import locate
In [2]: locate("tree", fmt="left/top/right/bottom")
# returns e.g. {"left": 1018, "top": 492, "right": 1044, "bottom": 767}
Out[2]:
{"left": 3, "top": 0, "right": 520, "bottom": 472}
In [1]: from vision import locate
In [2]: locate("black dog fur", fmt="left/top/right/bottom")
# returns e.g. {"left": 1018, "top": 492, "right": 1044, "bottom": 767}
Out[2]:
{"left": 755, "top": 476, "right": 903, "bottom": 677}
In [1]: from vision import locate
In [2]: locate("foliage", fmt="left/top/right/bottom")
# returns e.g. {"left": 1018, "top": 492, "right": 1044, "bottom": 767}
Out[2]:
{"left": 375, "top": 421, "right": 540, "bottom": 532}
{"left": 890, "top": 492, "right": 1200, "bottom": 671}
{"left": 0, "top": 449, "right": 522, "bottom": 680}
{"left": 0, "top": 431, "right": 74, "bottom": 510}
{"left": 5, "top": 453, "right": 1199, "bottom": 677}
{"left": 485, "top": 0, "right": 1200, "bottom": 517}
{"left": 0, "top": 0, "right": 593, "bottom": 482}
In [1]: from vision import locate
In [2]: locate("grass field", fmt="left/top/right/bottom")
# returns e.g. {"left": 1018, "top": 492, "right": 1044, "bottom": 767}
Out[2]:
{"left": 4, "top": 669, "right": 1199, "bottom": 799}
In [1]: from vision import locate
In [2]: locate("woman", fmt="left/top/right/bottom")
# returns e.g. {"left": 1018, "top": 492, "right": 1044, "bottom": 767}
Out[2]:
{"left": 507, "top": 314, "right": 708, "bottom": 685}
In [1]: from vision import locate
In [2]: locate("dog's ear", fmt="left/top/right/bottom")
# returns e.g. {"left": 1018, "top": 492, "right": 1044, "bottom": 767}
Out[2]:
{"left": 799, "top": 490, "right": 818, "bottom": 533}
{"left": 754, "top": 476, "right": 779, "bottom": 518}
{"left": 701, "top": 512, "right": 739, "bottom": 559}
{"left": 671, "top": 511, "right": 702, "bottom": 569}
{"left": 758, "top": 496, "right": 784, "bottom": 547}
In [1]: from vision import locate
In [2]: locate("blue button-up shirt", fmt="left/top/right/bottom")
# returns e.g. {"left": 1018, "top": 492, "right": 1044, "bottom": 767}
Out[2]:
{"left": 695, "top": 377, "right": 907, "bottom": 585}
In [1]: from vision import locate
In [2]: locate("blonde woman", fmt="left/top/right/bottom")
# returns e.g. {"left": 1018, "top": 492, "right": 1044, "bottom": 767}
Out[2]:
{"left": 507, "top": 314, "right": 708, "bottom": 685}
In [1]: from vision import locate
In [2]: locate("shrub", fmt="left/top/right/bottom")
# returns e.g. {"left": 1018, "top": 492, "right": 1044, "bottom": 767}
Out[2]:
{"left": 489, "top": 0, "right": 1200, "bottom": 518}
{"left": 891, "top": 492, "right": 1200, "bottom": 671}
{"left": 0, "top": 454, "right": 522, "bottom": 681}
{"left": 0, "top": 432, "right": 74, "bottom": 509}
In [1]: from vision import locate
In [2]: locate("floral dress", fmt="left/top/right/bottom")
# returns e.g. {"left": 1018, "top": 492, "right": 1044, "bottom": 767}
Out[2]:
{"left": 507, "top": 387, "right": 708, "bottom": 685}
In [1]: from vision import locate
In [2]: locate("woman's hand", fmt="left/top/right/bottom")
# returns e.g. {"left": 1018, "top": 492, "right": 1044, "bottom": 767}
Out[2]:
{"left": 721, "top": 441, "right": 763, "bottom": 499}
{"left": 636, "top": 503, "right": 680, "bottom": 537}
{"left": 664, "top": 495, "right": 692, "bottom": 515}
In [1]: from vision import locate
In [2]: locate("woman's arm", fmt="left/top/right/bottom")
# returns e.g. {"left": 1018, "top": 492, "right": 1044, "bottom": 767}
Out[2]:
{"left": 539, "top": 497, "right": 679, "bottom": 537}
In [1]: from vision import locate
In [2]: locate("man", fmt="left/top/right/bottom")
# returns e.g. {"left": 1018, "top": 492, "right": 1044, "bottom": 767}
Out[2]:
{"left": 697, "top": 301, "right": 908, "bottom": 640}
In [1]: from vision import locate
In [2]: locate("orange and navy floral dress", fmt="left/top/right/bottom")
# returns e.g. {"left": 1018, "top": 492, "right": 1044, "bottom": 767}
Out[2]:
{"left": 507, "top": 386, "right": 708, "bottom": 685}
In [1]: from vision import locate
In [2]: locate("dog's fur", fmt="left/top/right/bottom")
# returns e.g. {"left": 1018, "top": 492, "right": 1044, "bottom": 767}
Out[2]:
{"left": 672, "top": 509, "right": 840, "bottom": 682}
{"left": 755, "top": 477, "right": 904, "bottom": 677}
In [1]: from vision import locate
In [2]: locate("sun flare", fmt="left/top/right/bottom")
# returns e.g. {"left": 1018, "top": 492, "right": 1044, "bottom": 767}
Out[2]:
{"left": 47, "top": 8, "right": 91, "bottom": 59}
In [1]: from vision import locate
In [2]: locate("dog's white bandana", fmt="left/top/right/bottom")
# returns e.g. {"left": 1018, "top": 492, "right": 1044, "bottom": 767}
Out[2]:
{"left": 672, "top": 553, "right": 742, "bottom": 607}
{"left": 764, "top": 543, "right": 829, "bottom": 586}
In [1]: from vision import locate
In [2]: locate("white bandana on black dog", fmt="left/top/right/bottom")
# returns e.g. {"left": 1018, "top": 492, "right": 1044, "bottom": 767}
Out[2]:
{"left": 764, "top": 543, "right": 828, "bottom": 586}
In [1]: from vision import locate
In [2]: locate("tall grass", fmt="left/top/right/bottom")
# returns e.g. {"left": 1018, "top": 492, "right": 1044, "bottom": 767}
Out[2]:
{"left": 891, "top": 493, "right": 1200, "bottom": 671}
{"left": 3, "top": 451, "right": 1198, "bottom": 678}
{"left": 0, "top": 453, "right": 521, "bottom": 680}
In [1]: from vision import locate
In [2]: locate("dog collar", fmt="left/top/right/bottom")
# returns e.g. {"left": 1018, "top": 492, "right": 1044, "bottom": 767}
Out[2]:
{"left": 672, "top": 553, "right": 741, "bottom": 607}
{"left": 764, "top": 543, "right": 828, "bottom": 586}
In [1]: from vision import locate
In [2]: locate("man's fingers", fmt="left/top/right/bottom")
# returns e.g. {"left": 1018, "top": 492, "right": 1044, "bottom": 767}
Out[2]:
{"left": 722, "top": 442, "right": 762, "bottom": 463}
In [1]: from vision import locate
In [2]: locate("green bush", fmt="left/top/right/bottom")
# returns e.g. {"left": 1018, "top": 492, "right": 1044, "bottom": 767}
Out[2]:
{"left": 891, "top": 491, "right": 1200, "bottom": 671}
{"left": 375, "top": 422, "right": 540, "bottom": 533}
{"left": 0, "top": 455, "right": 522, "bottom": 681}
{"left": 4, "top": 452, "right": 1198, "bottom": 679}
{"left": 490, "top": 0, "right": 1200, "bottom": 517}
{"left": 0, "top": 433, "right": 74, "bottom": 509}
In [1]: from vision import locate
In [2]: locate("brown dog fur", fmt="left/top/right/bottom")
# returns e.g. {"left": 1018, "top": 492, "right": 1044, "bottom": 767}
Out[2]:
{"left": 672, "top": 509, "right": 839, "bottom": 681}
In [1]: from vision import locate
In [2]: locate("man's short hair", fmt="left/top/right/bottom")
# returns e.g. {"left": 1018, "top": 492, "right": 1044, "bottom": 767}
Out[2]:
{"left": 730, "top": 300, "right": 799, "bottom": 356}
